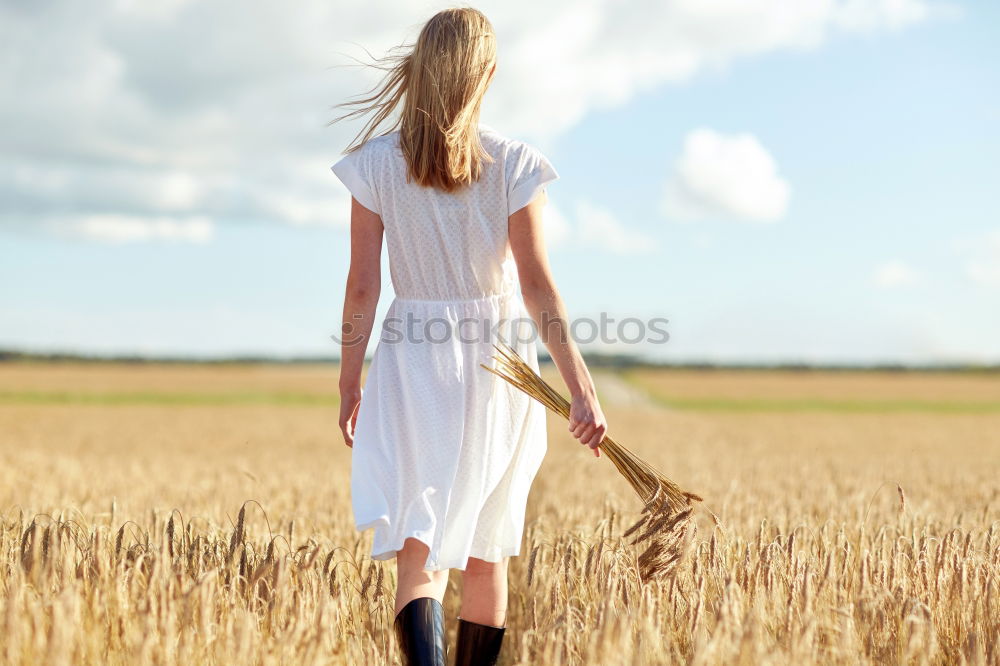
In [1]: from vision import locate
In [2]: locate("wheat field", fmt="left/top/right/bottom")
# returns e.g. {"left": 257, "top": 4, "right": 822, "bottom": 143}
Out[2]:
{"left": 1, "top": 362, "right": 998, "bottom": 665}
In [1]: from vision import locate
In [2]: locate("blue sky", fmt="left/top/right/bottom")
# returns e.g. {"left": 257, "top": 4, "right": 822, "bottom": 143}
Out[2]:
{"left": 1, "top": 1, "right": 997, "bottom": 363}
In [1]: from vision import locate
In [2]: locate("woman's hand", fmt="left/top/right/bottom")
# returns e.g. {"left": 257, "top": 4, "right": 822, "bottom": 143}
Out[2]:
{"left": 568, "top": 390, "right": 607, "bottom": 458}
{"left": 339, "top": 386, "right": 362, "bottom": 448}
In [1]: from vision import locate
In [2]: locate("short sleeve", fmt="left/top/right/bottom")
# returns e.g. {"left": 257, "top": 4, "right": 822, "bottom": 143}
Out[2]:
{"left": 507, "top": 143, "right": 559, "bottom": 216}
{"left": 330, "top": 147, "right": 380, "bottom": 215}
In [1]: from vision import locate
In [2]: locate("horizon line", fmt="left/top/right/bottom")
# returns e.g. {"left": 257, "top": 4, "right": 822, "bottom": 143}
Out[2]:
{"left": 1, "top": 348, "right": 997, "bottom": 373}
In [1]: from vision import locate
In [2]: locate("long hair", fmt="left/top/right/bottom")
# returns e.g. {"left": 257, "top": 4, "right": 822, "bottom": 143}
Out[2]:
{"left": 329, "top": 7, "right": 497, "bottom": 192}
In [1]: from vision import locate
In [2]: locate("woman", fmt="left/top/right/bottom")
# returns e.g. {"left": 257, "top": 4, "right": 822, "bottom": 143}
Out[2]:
{"left": 330, "top": 8, "right": 607, "bottom": 665}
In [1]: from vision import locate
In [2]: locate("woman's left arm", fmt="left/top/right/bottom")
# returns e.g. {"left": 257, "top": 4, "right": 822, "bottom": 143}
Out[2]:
{"left": 339, "top": 196, "right": 383, "bottom": 447}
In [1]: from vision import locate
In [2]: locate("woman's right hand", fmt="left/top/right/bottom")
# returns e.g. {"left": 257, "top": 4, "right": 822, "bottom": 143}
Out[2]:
{"left": 568, "top": 390, "right": 607, "bottom": 458}
{"left": 338, "top": 385, "right": 362, "bottom": 448}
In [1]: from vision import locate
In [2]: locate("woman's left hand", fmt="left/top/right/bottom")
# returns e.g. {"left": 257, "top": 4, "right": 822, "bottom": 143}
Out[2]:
{"left": 339, "top": 387, "right": 362, "bottom": 447}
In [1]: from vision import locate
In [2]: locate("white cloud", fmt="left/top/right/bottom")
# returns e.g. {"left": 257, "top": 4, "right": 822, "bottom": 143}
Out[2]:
{"left": 487, "top": 0, "right": 954, "bottom": 137}
{"left": 873, "top": 260, "right": 919, "bottom": 287}
{"left": 576, "top": 201, "right": 656, "bottom": 254}
{"left": 543, "top": 204, "right": 572, "bottom": 247}
{"left": 661, "top": 128, "right": 791, "bottom": 223}
{"left": 58, "top": 214, "right": 214, "bottom": 244}
{"left": 0, "top": 0, "right": 948, "bottom": 241}
{"left": 962, "top": 231, "right": 1000, "bottom": 288}
{"left": 544, "top": 200, "right": 655, "bottom": 255}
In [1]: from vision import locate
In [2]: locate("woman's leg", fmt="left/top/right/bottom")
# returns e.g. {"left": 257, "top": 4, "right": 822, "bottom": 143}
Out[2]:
{"left": 394, "top": 537, "right": 449, "bottom": 615}
{"left": 393, "top": 539, "right": 450, "bottom": 665}
{"left": 454, "top": 557, "right": 508, "bottom": 666}
{"left": 459, "top": 556, "right": 509, "bottom": 626}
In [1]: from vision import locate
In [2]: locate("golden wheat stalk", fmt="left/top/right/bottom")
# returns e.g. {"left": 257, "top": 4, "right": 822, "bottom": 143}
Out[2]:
{"left": 481, "top": 340, "right": 702, "bottom": 580}
{"left": 481, "top": 340, "right": 701, "bottom": 510}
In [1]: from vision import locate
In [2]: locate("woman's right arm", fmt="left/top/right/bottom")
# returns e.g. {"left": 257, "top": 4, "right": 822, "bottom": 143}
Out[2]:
{"left": 339, "top": 196, "right": 384, "bottom": 448}
{"left": 508, "top": 194, "right": 608, "bottom": 457}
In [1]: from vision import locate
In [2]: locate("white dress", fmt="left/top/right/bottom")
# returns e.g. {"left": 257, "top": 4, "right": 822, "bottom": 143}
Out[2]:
{"left": 330, "top": 123, "right": 559, "bottom": 571}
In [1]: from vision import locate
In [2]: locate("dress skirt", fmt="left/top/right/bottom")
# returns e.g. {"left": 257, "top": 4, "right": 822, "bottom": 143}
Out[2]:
{"left": 349, "top": 288, "right": 547, "bottom": 571}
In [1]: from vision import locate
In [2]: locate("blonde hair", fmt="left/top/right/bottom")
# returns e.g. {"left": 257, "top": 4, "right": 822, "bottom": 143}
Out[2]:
{"left": 329, "top": 7, "right": 497, "bottom": 192}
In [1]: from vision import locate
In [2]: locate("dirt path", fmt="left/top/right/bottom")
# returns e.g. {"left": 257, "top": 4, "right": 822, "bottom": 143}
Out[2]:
{"left": 590, "top": 369, "right": 658, "bottom": 408}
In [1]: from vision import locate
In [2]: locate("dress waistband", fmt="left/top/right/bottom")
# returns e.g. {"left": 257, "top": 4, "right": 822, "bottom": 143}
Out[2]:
{"left": 392, "top": 288, "right": 516, "bottom": 305}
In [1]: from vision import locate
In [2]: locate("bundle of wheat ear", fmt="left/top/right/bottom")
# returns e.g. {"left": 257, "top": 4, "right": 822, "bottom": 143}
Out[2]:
{"left": 481, "top": 340, "right": 703, "bottom": 581}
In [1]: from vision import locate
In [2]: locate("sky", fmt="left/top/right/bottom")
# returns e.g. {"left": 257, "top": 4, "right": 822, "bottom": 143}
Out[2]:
{"left": 0, "top": 0, "right": 997, "bottom": 364}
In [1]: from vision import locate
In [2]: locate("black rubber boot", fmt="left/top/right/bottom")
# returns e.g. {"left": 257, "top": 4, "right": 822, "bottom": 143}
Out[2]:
{"left": 453, "top": 617, "right": 505, "bottom": 666}
{"left": 394, "top": 597, "right": 447, "bottom": 666}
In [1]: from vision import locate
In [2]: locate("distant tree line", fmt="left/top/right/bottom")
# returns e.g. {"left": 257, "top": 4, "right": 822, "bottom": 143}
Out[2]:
{"left": 1, "top": 349, "right": 997, "bottom": 373}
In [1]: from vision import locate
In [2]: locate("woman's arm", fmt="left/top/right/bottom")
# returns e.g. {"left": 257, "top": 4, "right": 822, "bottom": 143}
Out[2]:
{"left": 339, "top": 196, "right": 384, "bottom": 447}
{"left": 508, "top": 194, "right": 607, "bottom": 457}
